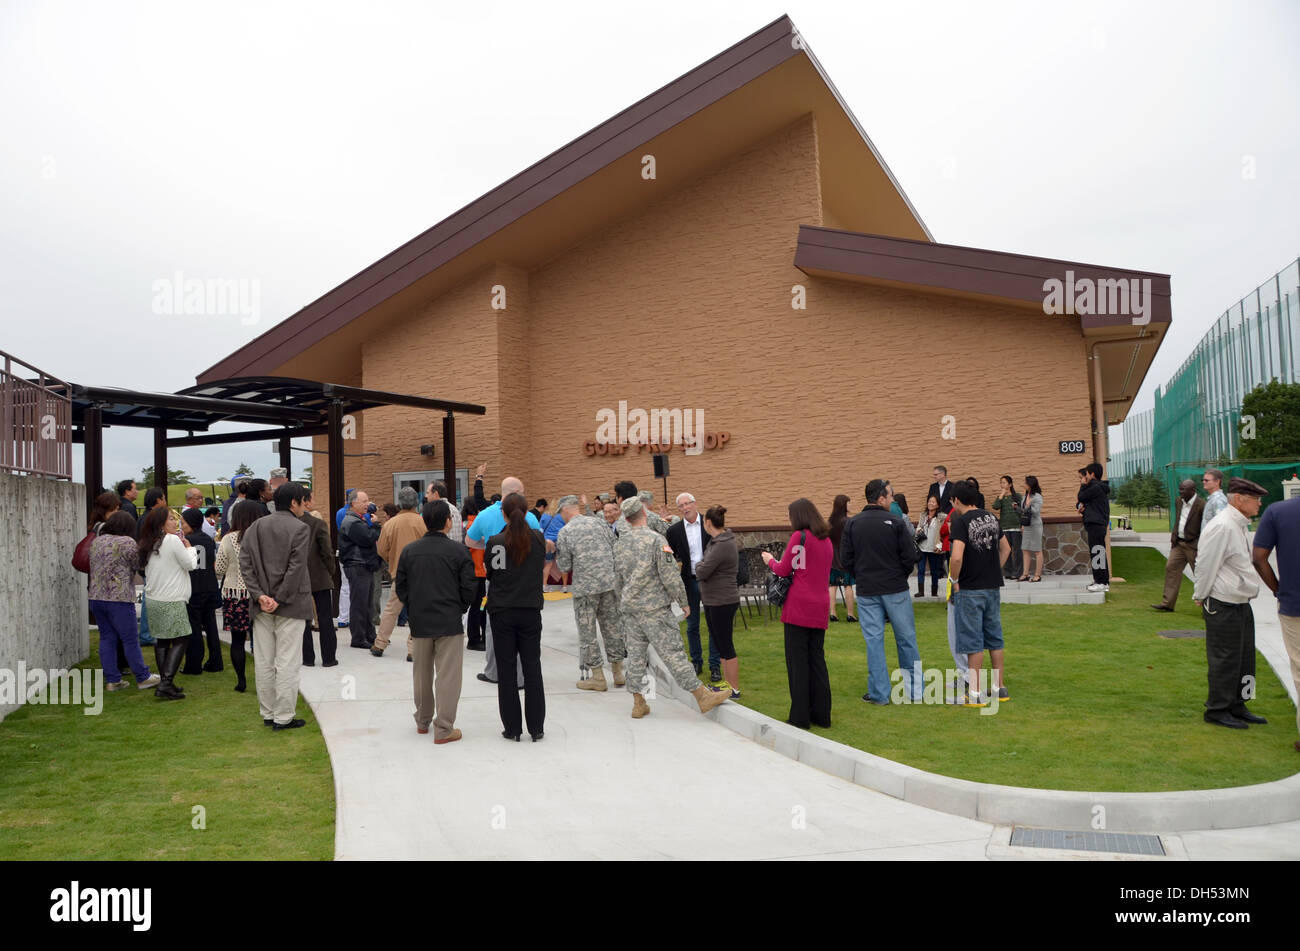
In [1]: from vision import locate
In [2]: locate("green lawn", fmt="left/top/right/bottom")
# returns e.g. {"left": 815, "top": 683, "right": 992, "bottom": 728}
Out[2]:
{"left": 0, "top": 635, "right": 334, "bottom": 860}
{"left": 708, "top": 547, "right": 1298, "bottom": 792}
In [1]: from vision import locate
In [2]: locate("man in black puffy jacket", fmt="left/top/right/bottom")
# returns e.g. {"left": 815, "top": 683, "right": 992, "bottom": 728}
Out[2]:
{"left": 339, "top": 490, "right": 382, "bottom": 648}
{"left": 1076, "top": 463, "right": 1111, "bottom": 592}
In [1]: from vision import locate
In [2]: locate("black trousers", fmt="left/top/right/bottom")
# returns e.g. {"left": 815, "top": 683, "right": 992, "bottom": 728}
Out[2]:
{"left": 784, "top": 623, "right": 831, "bottom": 728}
{"left": 491, "top": 607, "right": 545, "bottom": 736}
{"left": 303, "top": 589, "right": 337, "bottom": 665}
{"left": 1202, "top": 598, "right": 1257, "bottom": 718}
{"left": 344, "top": 564, "right": 376, "bottom": 645}
{"left": 1084, "top": 523, "right": 1109, "bottom": 584}
{"left": 466, "top": 578, "right": 487, "bottom": 645}
{"left": 704, "top": 602, "right": 739, "bottom": 659}
{"left": 1002, "top": 530, "right": 1023, "bottom": 578}
{"left": 184, "top": 589, "right": 223, "bottom": 673}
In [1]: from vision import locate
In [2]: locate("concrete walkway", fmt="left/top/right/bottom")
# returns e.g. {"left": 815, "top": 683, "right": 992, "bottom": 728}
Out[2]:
{"left": 293, "top": 578, "right": 1300, "bottom": 860}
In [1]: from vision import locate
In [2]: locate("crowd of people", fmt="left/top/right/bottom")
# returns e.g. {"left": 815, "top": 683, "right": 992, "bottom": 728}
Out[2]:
{"left": 79, "top": 457, "right": 1300, "bottom": 754}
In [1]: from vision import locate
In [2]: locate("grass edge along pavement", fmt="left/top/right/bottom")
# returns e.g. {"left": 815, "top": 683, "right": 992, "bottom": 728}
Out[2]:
{"left": 706, "top": 547, "right": 1298, "bottom": 793}
{"left": 0, "top": 633, "right": 334, "bottom": 860}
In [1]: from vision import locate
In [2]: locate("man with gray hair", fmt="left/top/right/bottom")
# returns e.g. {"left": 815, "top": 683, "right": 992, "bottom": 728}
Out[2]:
{"left": 555, "top": 495, "right": 626, "bottom": 690}
{"left": 373, "top": 486, "right": 426, "bottom": 658}
{"left": 340, "top": 489, "right": 382, "bottom": 648}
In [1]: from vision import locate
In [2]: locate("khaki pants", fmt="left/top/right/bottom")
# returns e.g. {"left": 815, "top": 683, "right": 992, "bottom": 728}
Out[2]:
{"left": 375, "top": 589, "right": 404, "bottom": 651}
{"left": 1280, "top": 614, "right": 1300, "bottom": 737}
{"left": 1159, "top": 539, "right": 1197, "bottom": 608}
{"left": 252, "top": 611, "right": 305, "bottom": 725}
{"left": 412, "top": 634, "right": 464, "bottom": 740}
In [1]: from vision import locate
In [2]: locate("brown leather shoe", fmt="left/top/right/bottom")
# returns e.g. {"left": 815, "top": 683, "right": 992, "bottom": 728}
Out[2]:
{"left": 434, "top": 728, "right": 463, "bottom": 745}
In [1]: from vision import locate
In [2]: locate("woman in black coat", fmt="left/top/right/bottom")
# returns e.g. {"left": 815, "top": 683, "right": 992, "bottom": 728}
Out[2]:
{"left": 484, "top": 493, "right": 547, "bottom": 741}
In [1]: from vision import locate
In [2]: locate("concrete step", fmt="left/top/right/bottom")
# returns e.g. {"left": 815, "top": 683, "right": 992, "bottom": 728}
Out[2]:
{"left": 1003, "top": 590, "right": 1106, "bottom": 605}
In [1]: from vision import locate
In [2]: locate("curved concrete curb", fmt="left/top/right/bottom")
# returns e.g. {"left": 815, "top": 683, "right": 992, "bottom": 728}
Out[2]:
{"left": 652, "top": 667, "right": 1300, "bottom": 834}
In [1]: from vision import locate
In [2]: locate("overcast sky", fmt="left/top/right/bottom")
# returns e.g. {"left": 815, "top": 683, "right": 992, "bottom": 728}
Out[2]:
{"left": 2, "top": 0, "right": 1296, "bottom": 480}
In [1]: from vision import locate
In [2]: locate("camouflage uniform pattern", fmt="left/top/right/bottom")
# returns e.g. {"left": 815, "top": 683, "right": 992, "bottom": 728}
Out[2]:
{"left": 555, "top": 514, "right": 626, "bottom": 668}
{"left": 614, "top": 524, "right": 699, "bottom": 695}
{"left": 614, "top": 510, "right": 669, "bottom": 538}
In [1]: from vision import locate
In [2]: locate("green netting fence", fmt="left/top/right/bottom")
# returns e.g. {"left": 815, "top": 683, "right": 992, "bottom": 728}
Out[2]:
{"left": 1163, "top": 461, "right": 1300, "bottom": 530}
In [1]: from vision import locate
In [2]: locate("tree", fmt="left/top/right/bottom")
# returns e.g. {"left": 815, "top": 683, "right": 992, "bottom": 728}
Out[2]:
{"left": 140, "top": 465, "right": 196, "bottom": 486}
{"left": 302, "top": 466, "right": 313, "bottom": 482}
{"left": 1238, "top": 379, "right": 1300, "bottom": 460}
{"left": 234, "top": 461, "right": 256, "bottom": 476}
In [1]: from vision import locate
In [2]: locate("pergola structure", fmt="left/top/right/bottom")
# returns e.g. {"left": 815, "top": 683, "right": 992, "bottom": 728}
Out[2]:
{"left": 69, "top": 376, "right": 486, "bottom": 558}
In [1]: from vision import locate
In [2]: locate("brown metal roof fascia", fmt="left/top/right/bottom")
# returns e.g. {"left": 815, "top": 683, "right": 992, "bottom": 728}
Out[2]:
{"left": 794, "top": 225, "right": 1172, "bottom": 326}
{"left": 71, "top": 384, "right": 323, "bottom": 426}
{"left": 196, "top": 15, "right": 806, "bottom": 384}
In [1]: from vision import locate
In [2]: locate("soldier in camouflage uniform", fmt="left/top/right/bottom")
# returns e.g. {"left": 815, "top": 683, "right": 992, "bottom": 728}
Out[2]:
{"left": 613, "top": 480, "right": 668, "bottom": 537}
{"left": 553, "top": 495, "right": 626, "bottom": 692}
{"left": 613, "top": 497, "right": 730, "bottom": 719}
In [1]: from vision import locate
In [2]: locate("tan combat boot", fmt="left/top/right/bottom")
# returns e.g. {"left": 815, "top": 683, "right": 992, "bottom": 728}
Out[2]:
{"left": 577, "top": 666, "right": 608, "bottom": 691}
{"left": 611, "top": 660, "right": 626, "bottom": 687}
{"left": 631, "top": 693, "right": 650, "bottom": 718}
{"left": 693, "top": 684, "right": 729, "bottom": 715}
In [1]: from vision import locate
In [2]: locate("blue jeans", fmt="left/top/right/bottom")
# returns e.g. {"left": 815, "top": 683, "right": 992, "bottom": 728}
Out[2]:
{"left": 138, "top": 598, "right": 155, "bottom": 645}
{"left": 683, "top": 574, "right": 720, "bottom": 672}
{"left": 953, "top": 588, "right": 1004, "bottom": 655}
{"left": 917, "top": 552, "right": 945, "bottom": 593}
{"left": 856, "top": 590, "right": 923, "bottom": 703}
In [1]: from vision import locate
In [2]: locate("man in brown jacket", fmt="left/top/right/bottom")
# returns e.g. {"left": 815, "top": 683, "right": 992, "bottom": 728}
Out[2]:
{"left": 1153, "top": 479, "right": 1206, "bottom": 611}
{"left": 299, "top": 488, "right": 338, "bottom": 667}
{"left": 239, "top": 482, "right": 313, "bottom": 730}
{"left": 373, "top": 486, "right": 428, "bottom": 658}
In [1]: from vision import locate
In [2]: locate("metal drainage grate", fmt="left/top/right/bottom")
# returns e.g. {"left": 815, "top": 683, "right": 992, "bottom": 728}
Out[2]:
{"left": 1158, "top": 629, "right": 1205, "bottom": 639}
{"left": 1010, "top": 827, "right": 1165, "bottom": 855}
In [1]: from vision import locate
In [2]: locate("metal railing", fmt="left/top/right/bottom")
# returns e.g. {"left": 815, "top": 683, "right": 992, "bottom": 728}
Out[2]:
{"left": 1, "top": 349, "right": 72, "bottom": 479}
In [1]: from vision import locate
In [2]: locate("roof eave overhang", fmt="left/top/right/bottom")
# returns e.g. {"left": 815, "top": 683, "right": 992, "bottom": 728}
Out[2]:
{"left": 794, "top": 225, "right": 1170, "bottom": 422}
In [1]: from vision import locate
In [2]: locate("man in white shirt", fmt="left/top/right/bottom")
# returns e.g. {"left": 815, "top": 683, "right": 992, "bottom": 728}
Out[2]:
{"left": 1152, "top": 479, "right": 1204, "bottom": 611}
{"left": 424, "top": 480, "right": 463, "bottom": 542}
{"left": 181, "top": 487, "right": 217, "bottom": 539}
{"left": 666, "top": 492, "right": 719, "bottom": 680}
{"left": 1193, "top": 477, "right": 1268, "bottom": 730}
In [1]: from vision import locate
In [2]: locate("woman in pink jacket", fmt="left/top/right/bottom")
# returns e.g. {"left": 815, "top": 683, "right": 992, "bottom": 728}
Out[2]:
{"left": 762, "top": 498, "right": 834, "bottom": 729}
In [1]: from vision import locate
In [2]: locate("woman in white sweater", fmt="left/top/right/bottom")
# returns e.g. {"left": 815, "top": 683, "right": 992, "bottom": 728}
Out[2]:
{"left": 138, "top": 507, "right": 198, "bottom": 700}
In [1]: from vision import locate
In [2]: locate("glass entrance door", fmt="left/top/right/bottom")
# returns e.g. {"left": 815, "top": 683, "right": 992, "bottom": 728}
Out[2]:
{"left": 392, "top": 469, "right": 468, "bottom": 505}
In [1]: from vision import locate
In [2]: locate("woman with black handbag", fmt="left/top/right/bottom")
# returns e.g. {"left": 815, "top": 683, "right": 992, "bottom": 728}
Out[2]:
{"left": 915, "top": 495, "right": 945, "bottom": 597}
{"left": 761, "top": 498, "right": 833, "bottom": 730}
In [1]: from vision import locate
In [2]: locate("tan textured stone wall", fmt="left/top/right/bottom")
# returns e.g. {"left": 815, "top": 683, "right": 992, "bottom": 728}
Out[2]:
{"left": 313, "top": 111, "right": 1098, "bottom": 531}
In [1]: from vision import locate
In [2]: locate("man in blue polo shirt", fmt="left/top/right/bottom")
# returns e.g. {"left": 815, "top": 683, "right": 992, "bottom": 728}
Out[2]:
{"left": 1251, "top": 490, "right": 1300, "bottom": 752}
{"left": 466, "top": 475, "right": 540, "bottom": 684}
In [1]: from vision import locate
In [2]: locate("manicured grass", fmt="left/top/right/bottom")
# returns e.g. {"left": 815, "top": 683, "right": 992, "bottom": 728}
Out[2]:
{"left": 0, "top": 634, "right": 334, "bottom": 860}
{"left": 702, "top": 547, "right": 1298, "bottom": 792}
{"left": 1123, "top": 515, "right": 1170, "bottom": 533}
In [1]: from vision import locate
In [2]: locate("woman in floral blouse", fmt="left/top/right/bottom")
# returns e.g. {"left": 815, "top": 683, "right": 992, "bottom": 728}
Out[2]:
{"left": 89, "top": 511, "right": 160, "bottom": 691}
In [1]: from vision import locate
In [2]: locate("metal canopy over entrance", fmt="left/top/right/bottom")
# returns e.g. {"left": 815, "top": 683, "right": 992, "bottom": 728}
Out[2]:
{"left": 68, "top": 376, "right": 486, "bottom": 563}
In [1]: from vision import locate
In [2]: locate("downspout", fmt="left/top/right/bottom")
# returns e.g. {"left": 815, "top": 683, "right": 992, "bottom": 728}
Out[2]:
{"left": 1087, "top": 330, "right": 1155, "bottom": 583}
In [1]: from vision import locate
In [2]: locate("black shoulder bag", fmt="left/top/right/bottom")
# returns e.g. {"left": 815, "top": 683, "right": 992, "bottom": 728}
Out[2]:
{"left": 766, "top": 530, "right": 806, "bottom": 607}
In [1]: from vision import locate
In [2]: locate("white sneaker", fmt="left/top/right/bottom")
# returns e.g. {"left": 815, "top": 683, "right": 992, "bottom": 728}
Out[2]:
{"left": 1086, "top": 583, "right": 1110, "bottom": 593}
{"left": 137, "top": 674, "right": 161, "bottom": 689}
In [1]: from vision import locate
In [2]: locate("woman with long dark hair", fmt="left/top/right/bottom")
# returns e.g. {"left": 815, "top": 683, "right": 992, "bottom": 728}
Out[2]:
{"left": 215, "top": 501, "right": 262, "bottom": 692}
{"left": 138, "top": 507, "right": 197, "bottom": 700}
{"left": 916, "top": 494, "right": 945, "bottom": 597}
{"left": 827, "top": 494, "right": 857, "bottom": 623}
{"left": 88, "top": 491, "right": 121, "bottom": 533}
{"left": 1020, "top": 475, "right": 1044, "bottom": 582}
{"left": 761, "top": 498, "right": 834, "bottom": 729}
{"left": 484, "top": 493, "right": 547, "bottom": 741}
